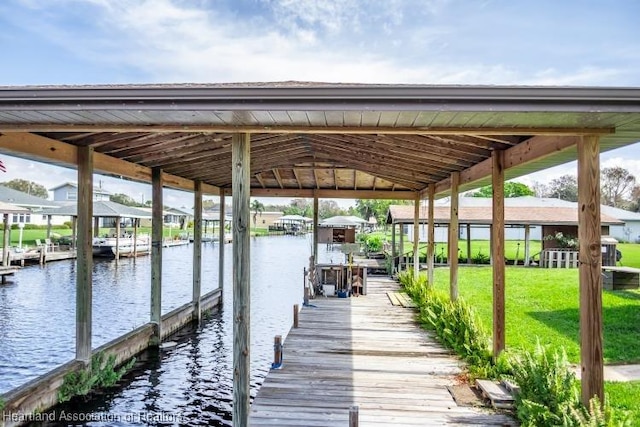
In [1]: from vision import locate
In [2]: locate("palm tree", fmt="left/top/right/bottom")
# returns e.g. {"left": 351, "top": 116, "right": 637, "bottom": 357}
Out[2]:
{"left": 250, "top": 199, "right": 265, "bottom": 227}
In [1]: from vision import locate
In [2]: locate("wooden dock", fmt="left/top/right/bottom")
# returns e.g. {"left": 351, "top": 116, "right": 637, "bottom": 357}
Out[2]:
{"left": 250, "top": 277, "right": 515, "bottom": 426}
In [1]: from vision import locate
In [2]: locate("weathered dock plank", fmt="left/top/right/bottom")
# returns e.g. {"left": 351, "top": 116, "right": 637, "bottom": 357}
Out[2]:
{"left": 250, "top": 277, "right": 515, "bottom": 426}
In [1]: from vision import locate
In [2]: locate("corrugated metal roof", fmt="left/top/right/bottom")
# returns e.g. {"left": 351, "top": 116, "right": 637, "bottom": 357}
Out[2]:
{"left": 40, "top": 201, "right": 151, "bottom": 218}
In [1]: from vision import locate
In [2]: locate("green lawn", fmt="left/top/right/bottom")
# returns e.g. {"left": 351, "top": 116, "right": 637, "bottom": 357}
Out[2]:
{"left": 617, "top": 242, "right": 640, "bottom": 268}
{"left": 430, "top": 266, "right": 640, "bottom": 364}
{"left": 428, "top": 266, "right": 640, "bottom": 422}
{"left": 605, "top": 380, "right": 640, "bottom": 422}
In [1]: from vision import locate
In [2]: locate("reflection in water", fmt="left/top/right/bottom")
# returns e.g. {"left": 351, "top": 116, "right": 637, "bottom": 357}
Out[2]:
{"left": 2, "top": 235, "right": 341, "bottom": 426}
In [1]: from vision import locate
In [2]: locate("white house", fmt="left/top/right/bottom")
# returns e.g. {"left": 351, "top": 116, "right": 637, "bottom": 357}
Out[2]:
{"left": 0, "top": 185, "right": 65, "bottom": 226}
{"left": 50, "top": 182, "right": 111, "bottom": 202}
{"left": 600, "top": 205, "right": 640, "bottom": 242}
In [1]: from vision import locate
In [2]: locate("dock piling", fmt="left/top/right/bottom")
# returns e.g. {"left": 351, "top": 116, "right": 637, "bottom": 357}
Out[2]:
{"left": 349, "top": 405, "right": 359, "bottom": 427}
{"left": 293, "top": 304, "right": 299, "bottom": 328}
{"left": 272, "top": 335, "right": 283, "bottom": 369}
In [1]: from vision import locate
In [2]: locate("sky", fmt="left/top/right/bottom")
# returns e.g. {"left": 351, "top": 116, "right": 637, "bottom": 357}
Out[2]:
{"left": 1, "top": 0, "right": 639, "bottom": 208}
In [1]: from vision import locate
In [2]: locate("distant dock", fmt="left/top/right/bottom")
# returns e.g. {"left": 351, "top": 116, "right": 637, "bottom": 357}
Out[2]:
{"left": 250, "top": 277, "right": 515, "bottom": 426}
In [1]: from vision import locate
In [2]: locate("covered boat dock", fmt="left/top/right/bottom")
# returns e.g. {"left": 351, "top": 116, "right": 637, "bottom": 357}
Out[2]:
{"left": 1, "top": 83, "right": 640, "bottom": 425}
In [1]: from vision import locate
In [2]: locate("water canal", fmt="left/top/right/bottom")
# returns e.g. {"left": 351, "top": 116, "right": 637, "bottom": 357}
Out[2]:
{"left": 0, "top": 235, "right": 338, "bottom": 425}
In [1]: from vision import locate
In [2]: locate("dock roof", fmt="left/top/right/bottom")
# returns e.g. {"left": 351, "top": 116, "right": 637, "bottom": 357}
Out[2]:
{"left": 40, "top": 201, "right": 151, "bottom": 218}
{"left": 1, "top": 83, "right": 640, "bottom": 198}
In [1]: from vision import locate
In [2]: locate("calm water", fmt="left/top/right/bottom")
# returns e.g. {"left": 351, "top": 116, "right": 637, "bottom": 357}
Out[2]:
{"left": 0, "top": 235, "right": 340, "bottom": 425}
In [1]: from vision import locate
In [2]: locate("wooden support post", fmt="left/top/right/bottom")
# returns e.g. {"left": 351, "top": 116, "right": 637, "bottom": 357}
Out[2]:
{"left": 151, "top": 167, "right": 163, "bottom": 343}
{"left": 427, "top": 184, "right": 435, "bottom": 287}
{"left": 313, "top": 194, "right": 319, "bottom": 263}
{"left": 71, "top": 216, "right": 77, "bottom": 250}
{"left": 492, "top": 150, "right": 506, "bottom": 357}
{"left": 273, "top": 335, "right": 283, "bottom": 368}
{"left": 76, "top": 146, "right": 93, "bottom": 363}
{"left": 293, "top": 304, "right": 299, "bottom": 328}
{"left": 46, "top": 215, "right": 52, "bottom": 239}
{"left": 93, "top": 216, "right": 100, "bottom": 238}
{"left": 115, "top": 216, "right": 121, "bottom": 260}
{"left": 413, "top": 194, "right": 420, "bottom": 279}
{"left": 449, "top": 172, "right": 460, "bottom": 301}
{"left": 349, "top": 405, "right": 359, "bottom": 427}
{"left": 133, "top": 218, "right": 138, "bottom": 257}
{"left": 193, "top": 180, "right": 203, "bottom": 322}
{"left": 466, "top": 223, "right": 472, "bottom": 264}
{"left": 391, "top": 221, "right": 396, "bottom": 269}
{"left": 399, "top": 223, "right": 404, "bottom": 272}
{"left": 524, "top": 225, "right": 531, "bottom": 266}
{"left": 578, "top": 135, "right": 604, "bottom": 406}
{"left": 232, "top": 133, "right": 251, "bottom": 427}
{"left": 219, "top": 191, "right": 225, "bottom": 293}
{"left": 2, "top": 214, "right": 8, "bottom": 267}
{"left": 303, "top": 268, "right": 310, "bottom": 305}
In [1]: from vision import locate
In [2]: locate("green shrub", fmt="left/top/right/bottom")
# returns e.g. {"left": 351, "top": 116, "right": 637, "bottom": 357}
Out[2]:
{"left": 508, "top": 342, "right": 631, "bottom": 426}
{"left": 58, "top": 352, "right": 135, "bottom": 403}
{"left": 399, "top": 271, "right": 494, "bottom": 377}
{"left": 361, "top": 234, "right": 383, "bottom": 253}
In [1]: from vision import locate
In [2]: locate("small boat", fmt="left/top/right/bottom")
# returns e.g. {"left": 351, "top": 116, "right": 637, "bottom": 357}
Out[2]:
{"left": 93, "top": 235, "right": 151, "bottom": 257}
{"left": 163, "top": 234, "right": 190, "bottom": 247}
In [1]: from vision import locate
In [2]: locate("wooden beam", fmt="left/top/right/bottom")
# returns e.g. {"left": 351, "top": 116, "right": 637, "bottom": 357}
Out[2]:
{"left": 492, "top": 150, "right": 505, "bottom": 357}
{"left": 313, "top": 169, "right": 320, "bottom": 189}
{"left": 232, "top": 133, "right": 251, "bottom": 427}
{"left": 0, "top": 132, "right": 220, "bottom": 195}
{"left": 76, "top": 145, "right": 93, "bottom": 363}
{"left": 151, "top": 167, "right": 163, "bottom": 342}
{"left": 334, "top": 169, "right": 338, "bottom": 190}
{"left": 413, "top": 194, "right": 420, "bottom": 280}
{"left": 0, "top": 124, "right": 614, "bottom": 135}
{"left": 292, "top": 168, "right": 303, "bottom": 189}
{"left": 578, "top": 135, "right": 604, "bottom": 406}
{"left": 449, "top": 172, "right": 460, "bottom": 301}
{"left": 272, "top": 168, "right": 284, "bottom": 189}
{"left": 427, "top": 135, "right": 582, "bottom": 197}
{"left": 353, "top": 170, "right": 357, "bottom": 191}
{"left": 193, "top": 180, "right": 203, "bottom": 323}
{"left": 250, "top": 188, "right": 417, "bottom": 200}
{"left": 427, "top": 184, "right": 435, "bottom": 287}
{"left": 255, "top": 173, "right": 265, "bottom": 188}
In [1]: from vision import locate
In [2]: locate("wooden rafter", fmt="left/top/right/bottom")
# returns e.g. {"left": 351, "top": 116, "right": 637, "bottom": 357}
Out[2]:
{"left": 272, "top": 168, "right": 284, "bottom": 189}
{"left": 255, "top": 173, "right": 265, "bottom": 188}
{"left": 292, "top": 168, "right": 302, "bottom": 189}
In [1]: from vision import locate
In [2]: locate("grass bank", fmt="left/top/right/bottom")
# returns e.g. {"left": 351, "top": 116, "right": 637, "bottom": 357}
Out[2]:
{"left": 419, "top": 266, "right": 640, "bottom": 422}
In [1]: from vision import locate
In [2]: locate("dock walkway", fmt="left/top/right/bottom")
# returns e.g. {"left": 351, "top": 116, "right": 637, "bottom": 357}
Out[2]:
{"left": 250, "top": 277, "right": 515, "bottom": 426}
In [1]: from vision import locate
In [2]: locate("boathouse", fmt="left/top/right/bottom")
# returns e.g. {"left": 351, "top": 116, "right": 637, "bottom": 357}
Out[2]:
{"left": 1, "top": 83, "right": 640, "bottom": 426}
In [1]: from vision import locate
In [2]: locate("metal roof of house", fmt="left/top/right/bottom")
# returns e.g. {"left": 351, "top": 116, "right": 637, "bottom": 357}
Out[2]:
{"left": 0, "top": 185, "right": 61, "bottom": 209}
{"left": 1, "top": 83, "right": 640, "bottom": 198}
{"left": 387, "top": 204, "right": 623, "bottom": 226}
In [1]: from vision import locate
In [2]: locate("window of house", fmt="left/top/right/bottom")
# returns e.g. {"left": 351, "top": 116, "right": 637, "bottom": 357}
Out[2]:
{"left": 67, "top": 191, "right": 77, "bottom": 201}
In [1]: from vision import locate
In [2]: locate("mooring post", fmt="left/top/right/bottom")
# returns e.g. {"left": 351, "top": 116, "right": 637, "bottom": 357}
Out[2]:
{"left": 293, "top": 304, "right": 299, "bottom": 328}
{"left": 349, "top": 405, "right": 359, "bottom": 427}
{"left": 115, "top": 216, "right": 121, "bottom": 261}
{"left": 303, "top": 267, "right": 309, "bottom": 305}
{"left": 273, "top": 335, "right": 283, "bottom": 368}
